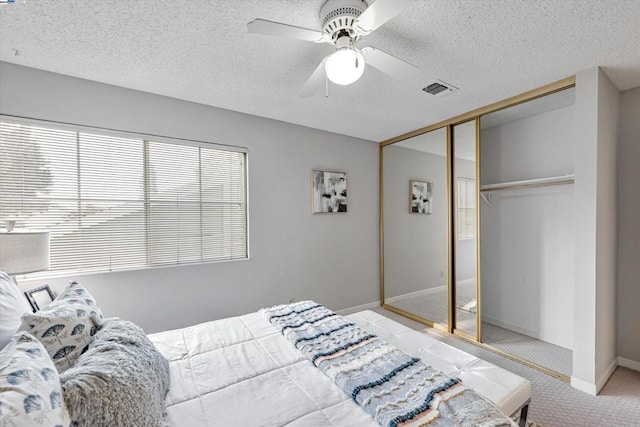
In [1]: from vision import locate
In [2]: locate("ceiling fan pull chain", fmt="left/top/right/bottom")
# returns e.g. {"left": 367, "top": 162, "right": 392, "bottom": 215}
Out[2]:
{"left": 325, "top": 74, "right": 329, "bottom": 99}
{"left": 351, "top": 39, "right": 359, "bottom": 68}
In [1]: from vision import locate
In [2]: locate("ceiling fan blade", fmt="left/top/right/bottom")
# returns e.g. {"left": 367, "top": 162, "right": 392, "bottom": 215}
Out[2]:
{"left": 299, "top": 58, "right": 328, "bottom": 97}
{"left": 355, "top": 0, "right": 413, "bottom": 35}
{"left": 361, "top": 46, "right": 418, "bottom": 81}
{"left": 247, "top": 19, "right": 329, "bottom": 43}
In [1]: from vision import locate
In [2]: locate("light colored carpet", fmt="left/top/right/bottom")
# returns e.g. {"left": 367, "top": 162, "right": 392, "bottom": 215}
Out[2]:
{"left": 482, "top": 322, "right": 573, "bottom": 377}
{"left": 387, "top": 283, "right": 572, "bottom": 376}
{"left": 374, "top": 307, "right": 640, "bottom": 427}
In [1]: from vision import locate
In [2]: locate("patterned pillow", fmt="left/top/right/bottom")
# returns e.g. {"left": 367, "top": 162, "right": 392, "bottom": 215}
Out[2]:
{"left": 0, "top": 331, "right": 71, "bottom": 426}
{"left": 48, "top": 281, "right": 104, "bottom": 323}
{"left": 19, "top": 282, "right": 104, "bottom": 373}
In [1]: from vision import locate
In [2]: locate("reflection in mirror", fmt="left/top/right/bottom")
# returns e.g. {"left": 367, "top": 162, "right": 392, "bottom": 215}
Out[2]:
{"left": 453, "top": 120, "right": 478, "bottom": 337}
{"left": 382, "top": 127, "right": 448, "bottom": 326}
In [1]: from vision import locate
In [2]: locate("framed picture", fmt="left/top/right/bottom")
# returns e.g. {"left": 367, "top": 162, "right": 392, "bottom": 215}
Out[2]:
{"left": 410, "top": 180, "right": 433, "bottom": 214}
{"left": 24, "top": 285, "right": 56, "bottom": 312}
{"left": 312, "top": 170, "right": 347, "bottom": 213}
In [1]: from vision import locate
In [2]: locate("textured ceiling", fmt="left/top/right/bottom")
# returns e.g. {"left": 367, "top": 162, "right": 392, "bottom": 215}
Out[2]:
{"left": 1, "top": 0, "right": 639, "bottom": 142}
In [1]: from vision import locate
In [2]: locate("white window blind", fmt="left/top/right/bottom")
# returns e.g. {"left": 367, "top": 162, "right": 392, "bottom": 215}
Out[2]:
{"left": 0, "top": 121, "right": 247, "bottom": 275}
{"left": 457, "top": 177, "right": 476, "bottom": 240}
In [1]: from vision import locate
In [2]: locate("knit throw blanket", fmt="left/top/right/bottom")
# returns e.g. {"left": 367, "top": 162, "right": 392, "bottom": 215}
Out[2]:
{"left": 263, "top": 302, "right": 516, "bottom": 427}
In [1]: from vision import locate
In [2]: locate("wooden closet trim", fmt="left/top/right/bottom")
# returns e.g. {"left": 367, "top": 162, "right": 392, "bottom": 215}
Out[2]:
{"left": 379, "top": 76, "right": 576, "bottom": 147}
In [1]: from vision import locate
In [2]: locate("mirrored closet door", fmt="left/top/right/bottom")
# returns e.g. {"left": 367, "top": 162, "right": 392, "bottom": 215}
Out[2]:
{"left": 452, "top": 120, "right": 479, "bottom": 340}
{"left": 382, "top": 127, "right": 449, "bottom": 328}
{"left": 379, "top": 77, "right": 575, "bottom": 381}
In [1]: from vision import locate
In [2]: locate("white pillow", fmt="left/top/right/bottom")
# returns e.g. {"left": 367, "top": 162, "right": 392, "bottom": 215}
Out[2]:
{"left": 20, "top": 282, "right": 104, "bottom": 373}
{"left": 0, "top": 331, "right": 71, "bottom": 426}
{"left": 0, "top": 271, "right": 31, "bottom": 350}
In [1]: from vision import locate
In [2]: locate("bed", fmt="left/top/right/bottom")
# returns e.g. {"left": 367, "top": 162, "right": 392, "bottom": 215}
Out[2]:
{"left": 148, "top": 308, "right": 380, "bottom": 426}
{"left": 147, "top": 303, "right": 530, "bottom": 426}
{"left": 1, "top": 275, "right": 528, "bottom": 426}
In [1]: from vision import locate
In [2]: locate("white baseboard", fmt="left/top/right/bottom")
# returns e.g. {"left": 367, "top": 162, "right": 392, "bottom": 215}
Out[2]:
{"left": 618, "top": 357, "right": 640, "bottom": 372}
{"left": 571, "top": 358, "right": 619, "bottom": 396}
{"left": 335, "top": 301, "right": 381, "bottom": 316}
{"left": 595, "top": 358, "right": 618, "bottom": 394}
{"left": 482, "top": 315, "right": 573, "bottom": 350}
{"left": 384, "top": 285, "right": 446, "bottom": 305}
{"left": 570, "top": 376, "right": 597, "bottom": 395}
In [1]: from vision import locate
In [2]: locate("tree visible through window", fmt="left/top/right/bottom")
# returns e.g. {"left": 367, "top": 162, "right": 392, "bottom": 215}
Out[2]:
{"left": 457, "top": 177, "right": 476, "bottom": 240}
{"left": 0, "top": 125, "right": 53, "bottom": 219}
{"left": 0, "top": 121, "right": 248, "bottom": 274}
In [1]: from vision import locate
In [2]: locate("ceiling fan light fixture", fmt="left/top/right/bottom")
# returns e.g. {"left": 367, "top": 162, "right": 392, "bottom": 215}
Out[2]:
{"left": 325, "top": 47, "right": 365, "bottom": 85}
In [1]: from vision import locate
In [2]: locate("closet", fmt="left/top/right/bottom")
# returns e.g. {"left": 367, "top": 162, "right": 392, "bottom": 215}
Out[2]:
{"left": 380, "top": 78, "right": 577, "bottom": 380}
{"left": 479, "top": 87, "right": 576, "bottom": 377}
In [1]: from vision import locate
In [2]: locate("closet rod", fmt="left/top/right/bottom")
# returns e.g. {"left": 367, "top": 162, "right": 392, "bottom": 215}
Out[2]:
{"left": 480, "top": 174, "right": 575, "bottom": 193}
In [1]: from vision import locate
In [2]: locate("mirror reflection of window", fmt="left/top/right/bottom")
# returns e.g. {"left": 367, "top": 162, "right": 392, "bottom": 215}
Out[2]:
{"left": 457, "top": 177, "right": 476, "bottom": 240}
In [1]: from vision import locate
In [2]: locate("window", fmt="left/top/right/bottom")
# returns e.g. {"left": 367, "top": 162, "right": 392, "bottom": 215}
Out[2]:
{"left": 0, "top": 121, "right": 247, "bottom": 274}
{"left": 456, "top": 177, "right": 476, "bottom": 240}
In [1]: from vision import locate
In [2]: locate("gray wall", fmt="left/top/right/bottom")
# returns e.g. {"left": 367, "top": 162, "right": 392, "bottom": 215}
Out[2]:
{"left": 572, "top": 67, "right": 620, "bottom": 395}
{"left": 593, "top": 69, "right": 620, "bottom": 389}
{"left": 480, "top": 104, "right": 576, "bottom": 350}
{"left": 0, "top": 62, "right": 380, "bottom": 333}
{"left": 617, "top": 87, "right": 640, "bottom": 369}
{"left": 480, "top": 106, "right": 576, "bottom": 183}
{"left": 382, "top": 146, "right": 448, "bottom": 298}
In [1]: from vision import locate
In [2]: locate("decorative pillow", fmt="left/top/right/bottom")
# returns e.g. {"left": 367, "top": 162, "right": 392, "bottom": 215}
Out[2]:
{"left": 60, "top": 318, "right": 170, "bottom": 427}
{"left": 19, "top": 282, "right": 104, "bottom": 373}
{"left": 48, "top": 281, "right": 104, "bottom": 323}
{"left": 0, "top": 271, "right": 31, "bottom": 350}
{"left": 0, "top": 331, "right": 71, "bottom": 426}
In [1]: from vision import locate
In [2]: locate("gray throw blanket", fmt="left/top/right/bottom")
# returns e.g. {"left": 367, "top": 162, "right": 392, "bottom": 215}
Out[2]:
{"left": 263, "top": 301, "right": 516, "bottom": 427}
{"left": 60, "top": 318, "right": 170, "bottom": 427}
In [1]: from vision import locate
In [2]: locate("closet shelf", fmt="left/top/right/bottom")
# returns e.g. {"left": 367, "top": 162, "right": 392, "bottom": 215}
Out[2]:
{"left": 480, "top": 174, "right": 575, "bottom": 193}
{"left": 479, "top": 174, "right": 575, "bottom": 206}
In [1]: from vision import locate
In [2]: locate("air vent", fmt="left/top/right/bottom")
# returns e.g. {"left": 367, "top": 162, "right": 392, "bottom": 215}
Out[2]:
{"left": 422, "top": 80, "right": 459, "bottom": 97}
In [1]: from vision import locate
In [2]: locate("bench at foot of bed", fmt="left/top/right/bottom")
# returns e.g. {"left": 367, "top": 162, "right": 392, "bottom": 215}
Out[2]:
{"left": 346, "top": 310, "right": 532, "bottom": 426}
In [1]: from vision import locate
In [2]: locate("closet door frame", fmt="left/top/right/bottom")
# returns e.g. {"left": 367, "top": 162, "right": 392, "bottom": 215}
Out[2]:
{"left": 449, "top": 118, "right": 482, "bottom": 342}
{"left": 379, "top": 76, "right": 575, "bottom": 381}
{"left": 379, "top": 126, "right": 452, "bottom": 332}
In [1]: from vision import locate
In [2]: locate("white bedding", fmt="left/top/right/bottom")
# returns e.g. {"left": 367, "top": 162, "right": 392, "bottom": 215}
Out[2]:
{"left": 148, "top": 312, "right": 378, "bottom": 426}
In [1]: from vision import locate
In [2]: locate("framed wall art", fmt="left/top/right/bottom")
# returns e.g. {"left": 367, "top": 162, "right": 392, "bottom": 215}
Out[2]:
{"left": 410, "top": 180, "right": 433, "bottom": 214}
{"left": 312, "top": 170, "right": 347, "bottom": 213}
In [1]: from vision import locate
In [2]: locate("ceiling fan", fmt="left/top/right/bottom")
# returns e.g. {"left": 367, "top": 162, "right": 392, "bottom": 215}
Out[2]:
{"left": 247, "top": 0, "right": 417, "bottom": 97}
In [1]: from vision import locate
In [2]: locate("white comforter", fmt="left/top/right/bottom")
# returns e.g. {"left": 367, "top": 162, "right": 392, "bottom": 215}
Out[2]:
{"left": 148, "top": 312, "right": 378, "bottom": 427}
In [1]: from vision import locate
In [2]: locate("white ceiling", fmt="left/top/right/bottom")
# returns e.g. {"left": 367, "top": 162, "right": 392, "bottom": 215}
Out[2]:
{"left": 1, "top": 0, "right": 639, "bottom": 142}
{"left": 480, "top": 87, "right": 575, "bottom": 129}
